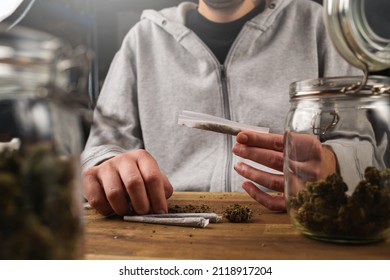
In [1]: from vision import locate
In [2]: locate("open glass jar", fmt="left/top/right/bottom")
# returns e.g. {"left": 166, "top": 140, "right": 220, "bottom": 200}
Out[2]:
{"left": 284, "top": 76, "right": 390, "bottom": 243}
{"left": 284, "top": 0, "right": 390, "bottom": 243}
{"left": 0, "top": 25, "right": 88, "bottom": 259}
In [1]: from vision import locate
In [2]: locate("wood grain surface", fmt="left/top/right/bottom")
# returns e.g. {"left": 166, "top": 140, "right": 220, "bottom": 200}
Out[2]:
{"left": 84, "top": 192, "right": 390, "bottom": 260}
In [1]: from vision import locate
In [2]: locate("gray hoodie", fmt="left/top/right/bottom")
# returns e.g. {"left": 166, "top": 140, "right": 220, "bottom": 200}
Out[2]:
{"left": 81, "top": 0, "right": 361, "bottom": 192}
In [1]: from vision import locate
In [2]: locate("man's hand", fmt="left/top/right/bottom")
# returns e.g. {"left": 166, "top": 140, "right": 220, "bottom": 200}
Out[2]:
{"left": 232, "top": 131, "right": 337, "bottom": 212}
{"left": 82, "top": 150, "right": 173, "bottom": 216}
{"left": 285, "top": 132, "right": 337, "bottom": 194}
{"left": 232, "top": 131, "right": 286, "bottom": 211}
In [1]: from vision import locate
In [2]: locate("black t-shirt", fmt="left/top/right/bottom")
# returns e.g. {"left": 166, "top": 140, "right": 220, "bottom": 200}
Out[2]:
{"left": 185, "top": 2, "right": 265, "bottom": 64}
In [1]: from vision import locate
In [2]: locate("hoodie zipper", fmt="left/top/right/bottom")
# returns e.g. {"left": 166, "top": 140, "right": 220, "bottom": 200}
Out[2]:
{"left": 219, "top": 23, "right": 253, "bottom": 192}
{"left": 184, "top": 25, "right": 249, "bottom": 192}
{"left": 220, "top": 65, "right": 233, "bottom": 192}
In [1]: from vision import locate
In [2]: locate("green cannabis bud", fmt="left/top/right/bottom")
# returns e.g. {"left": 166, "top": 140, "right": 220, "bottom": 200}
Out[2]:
{"left": 223, "top": 204, "right": 252, "bottom": 223}
{"left": 288, "top": 167, "right": 390, "bottom": 239}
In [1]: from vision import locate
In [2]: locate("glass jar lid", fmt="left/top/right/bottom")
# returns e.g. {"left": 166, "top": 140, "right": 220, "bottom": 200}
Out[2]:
{"left": 0, "top": 23, "right": 72, "bottom": 92}
{"left": 324, "top": 0, "right": 390, "bottom": 72}
{"left": 290, "top": 75, "right": 390, "bottom": 98}
{"left": 0, "top": 23, "right": 68, "bottom": 66}
{"left": 0, "top": 24, "right": 91, "bottom": 100}
{"left": 0, "top": 24, "right": 69, "bottom": 66}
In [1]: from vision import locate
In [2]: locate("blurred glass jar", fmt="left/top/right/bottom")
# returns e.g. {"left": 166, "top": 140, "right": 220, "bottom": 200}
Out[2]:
{"left": 284, "top": 76, "right": 390, "bottom": 243}
{"left": 0, "top": 24, "right": 88, "bottom": 259}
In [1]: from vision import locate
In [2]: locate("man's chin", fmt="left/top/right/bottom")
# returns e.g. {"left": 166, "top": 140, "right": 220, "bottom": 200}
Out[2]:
{"left": 203, "top": 0, "right": 245, "bottom": 11}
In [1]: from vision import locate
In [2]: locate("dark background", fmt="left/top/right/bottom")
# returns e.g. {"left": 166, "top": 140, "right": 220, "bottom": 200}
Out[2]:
{"left": 4, "top": 0, "right": 325, "bottom": 103}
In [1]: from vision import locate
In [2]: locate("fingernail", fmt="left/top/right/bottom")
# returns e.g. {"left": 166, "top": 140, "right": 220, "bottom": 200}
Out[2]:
{"left": 237, "top": 133, "right": 248, "bottom": 144}
{"left": 232, "top": 143, "right": 241, "bottom": 154}
{"left": 155, "top": 209, "right": 167, "bottom": 214}
{"left": 241, "top": 181, "right": 251, "bottom": 193}
{"left": 234, "top": 162, "right": 243, "bottom": 172}
{"left": 275, "top": 140, "right": 284, "bottom": 151}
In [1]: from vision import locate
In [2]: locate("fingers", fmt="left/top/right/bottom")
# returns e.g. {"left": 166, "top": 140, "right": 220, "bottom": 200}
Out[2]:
{"left": 116, "top": 154, "right": 150, "bottom": 215}
{"left": 285, "top": 132, "right": 322, "bottom": 161}
{"left": 99, "top": 161, "right": 132, "bottom": 215}
{"left": 83, "top": 168, "right": 115, "bottom": 216}
{"left": 242, "top": 181, "right": 286, "bottom": 212}
{"left": 234, "top": 161, "right": 284, "bottom": 192}
{"left": 137, "top": 152, "right": 169, "bottom": 214}
{"left": 233, "top": 131, "right": 286, "bottom": 211}
{"left": 286, "top": 133, "right": 337, "bottom": 182}
{"left": 162, "top": 174, "right": 174, "bottom": 199}
{"left": 233, "top": 143, "right": 283, "bottom": 171}
{"left": 233, "top": 131, "right": 284, "bottom": 171}
{"left": 237, "top": 131, "right": 284, "bottom": 152}
{"left": 287, "top": 158, "right": 321, "bottom": 182}
{"left": 83, "top": 157, "right": 134, "bottom": 216}
{"left": 83, "top": 150, "right": 172, "bottom": 216}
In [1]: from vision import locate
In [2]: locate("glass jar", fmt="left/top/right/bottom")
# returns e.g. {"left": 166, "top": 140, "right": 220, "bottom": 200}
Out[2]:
{"left": 0, "top": 25, "right": 87, "bottom": 259}
{"left": 324, "top": 0, "right": 390, "bottom": 72}
{"left": 284, "top": 76, "right": 390, "bottom": 243}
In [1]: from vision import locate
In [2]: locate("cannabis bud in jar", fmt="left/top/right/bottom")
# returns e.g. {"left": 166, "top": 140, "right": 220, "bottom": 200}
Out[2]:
{"left": 288, "top": 167, "right": 390, "bottom": 242}
{"left": 223, "top": 204, "right": 252, "bottom": 223}
{"left": 0, "top": 143, "right": 83, "bottom": 259}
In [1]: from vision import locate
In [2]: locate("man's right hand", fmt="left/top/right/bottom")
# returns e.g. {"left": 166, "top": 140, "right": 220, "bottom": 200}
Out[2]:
{"left": 82, "top": 149, "right": 173, "bottom": 216}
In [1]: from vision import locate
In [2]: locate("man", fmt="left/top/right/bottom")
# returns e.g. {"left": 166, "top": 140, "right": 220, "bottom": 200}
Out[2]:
{"left": 82, "top": 0, "right": 360, "bottom": 216}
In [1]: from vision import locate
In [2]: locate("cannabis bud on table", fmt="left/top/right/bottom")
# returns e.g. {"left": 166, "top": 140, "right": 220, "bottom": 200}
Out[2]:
{"left": 223, "top": 204, "right": 252, "bottom": 223}
{"left": 288, "top": 167, "right": 390, "bottom": 241}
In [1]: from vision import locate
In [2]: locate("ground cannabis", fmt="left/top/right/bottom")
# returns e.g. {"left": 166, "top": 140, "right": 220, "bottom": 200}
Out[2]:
{"left": 0, "top": 143, "right": 82, "bottom": 259}
{"left": 193, "top": 123, "right": 241, "bottom": 135}
{"left": 168, "top": 204, "right": 212, "bottom": 213}
{"left": 223, "top": 204, "right": 252, "bottom": 223}
{"left": 288, "top": 167, "right": 390, "bottom": 238}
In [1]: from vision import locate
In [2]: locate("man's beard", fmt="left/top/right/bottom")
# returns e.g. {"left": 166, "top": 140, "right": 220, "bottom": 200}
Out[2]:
{"left": 202, "top": 0, "right": 245, "bottom": 11}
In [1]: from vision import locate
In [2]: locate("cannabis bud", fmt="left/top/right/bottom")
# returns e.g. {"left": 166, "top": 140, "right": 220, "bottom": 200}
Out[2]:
{"left": 0, "top": 143, "right": 82, "bottom": 259}
{"left": 288, "top": 167, "right": 390, "bottom": 240}
{"left": 223, "top": 204, "right": 252, "bottom": 223}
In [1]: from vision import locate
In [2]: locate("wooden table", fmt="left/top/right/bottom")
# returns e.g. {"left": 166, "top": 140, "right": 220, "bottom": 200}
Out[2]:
{"left": 84, "top": 192, "right": 390, "bottom": 260}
